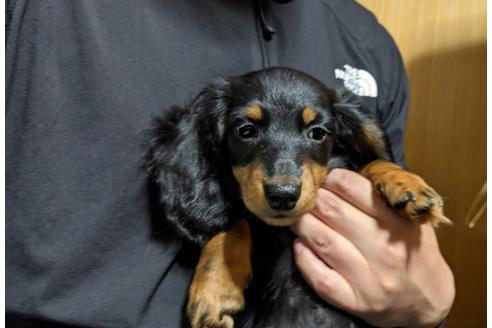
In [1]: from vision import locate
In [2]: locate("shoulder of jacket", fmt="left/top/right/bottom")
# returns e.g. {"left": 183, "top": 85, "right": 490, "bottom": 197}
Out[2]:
{"left": 320, "top": 0, "right": 398, "bottom": 53}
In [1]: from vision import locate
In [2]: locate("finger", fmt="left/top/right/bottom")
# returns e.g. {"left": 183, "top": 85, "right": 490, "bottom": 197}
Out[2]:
{"left": 293, "top": 239, "right": 356, "bottom": 311}
{"left": 291, "top": 213, "right": 368, "bottom": 277}
{"left": 311, "top": 188, "right": 385, "bottom": 250}
{"left": 323, "top": 168, "right": 406, "bottom": 227}
{"left": 323, "top": 168, "right": 392, "bottom": 218}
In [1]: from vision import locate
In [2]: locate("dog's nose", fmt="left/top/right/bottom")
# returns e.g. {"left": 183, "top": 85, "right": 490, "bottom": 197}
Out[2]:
{"left": 264, "top": 184, "right": 301, "bottom": 211}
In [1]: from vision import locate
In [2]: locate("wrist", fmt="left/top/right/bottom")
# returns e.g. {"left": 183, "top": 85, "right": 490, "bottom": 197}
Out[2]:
{"left": 408, "top": 261, "right": 455, "bottom": 328}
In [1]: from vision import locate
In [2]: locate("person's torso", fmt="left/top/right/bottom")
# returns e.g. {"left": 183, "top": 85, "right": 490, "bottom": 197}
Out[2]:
{"left": 6, "top": 1, "right": 398, "bottom": 327}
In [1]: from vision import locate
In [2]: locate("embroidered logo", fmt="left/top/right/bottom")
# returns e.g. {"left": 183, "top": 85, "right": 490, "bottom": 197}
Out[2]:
{"left": 334, "top": 65, "right": 378, "bottom": 97}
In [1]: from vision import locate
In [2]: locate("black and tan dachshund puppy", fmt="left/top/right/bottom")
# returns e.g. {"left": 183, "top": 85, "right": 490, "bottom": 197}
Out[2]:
{"left": 147, "top": 67, "right": 449, "bottom": 328}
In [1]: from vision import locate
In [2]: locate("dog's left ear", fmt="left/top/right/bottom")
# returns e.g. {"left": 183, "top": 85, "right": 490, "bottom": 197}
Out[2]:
{"left": 330, "top": 89, "right": 393, "bottom": 169}
{"left": 146, "top": 79, "right": 232, "bottom": 246}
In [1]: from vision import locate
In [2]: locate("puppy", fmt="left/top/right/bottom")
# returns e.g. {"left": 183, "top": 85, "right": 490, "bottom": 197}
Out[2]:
{"left": 146, "top": 67, "right": 449, "bottom": 328}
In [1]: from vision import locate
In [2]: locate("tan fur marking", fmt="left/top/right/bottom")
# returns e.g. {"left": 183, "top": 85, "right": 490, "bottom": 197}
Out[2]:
{"left": 232, "top": 161, "right": 271, "bottom": 222}
{"left": 309, "top": 161, "right": 329, "bottom": 188}
{"left": 360, "top": 160, "right": 451, "bottom": 227}
{"left": 295, "top": 160, "right": 328, "bottom": 215}
{"left": 361, "top": 123, "right": 388, "bottom": 158}
{"left": 187, "top": 219, "right": 252, "bottom": 328}
{"left": 246, "top": 105, "right": 263, "bottom": 121}
{"left": 232, "top": 160, "right": 328, "bottom": 227}
{"left": 359, "top": 159, "right": 400, "bottom": 178}
{"left": 302, "top": 107, "right": 318, "bottom": 125}
{"left": 233, "top": 161, "right": 300, "bottom": 226}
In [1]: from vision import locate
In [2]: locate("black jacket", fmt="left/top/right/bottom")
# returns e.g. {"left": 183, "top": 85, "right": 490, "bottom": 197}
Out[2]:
{"left": 6, "top": 1, "right": 408, "bottom": 327}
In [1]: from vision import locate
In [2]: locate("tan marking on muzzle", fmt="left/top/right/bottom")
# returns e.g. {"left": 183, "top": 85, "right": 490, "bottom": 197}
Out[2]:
{"left": 232, "top": 160, "right": 329, "bottom": 227}
{"left": 294, "top": 160, "right": 328, "bottom": 216}
{"left": 232, "top": 161, "right": 271, "bottom": 221}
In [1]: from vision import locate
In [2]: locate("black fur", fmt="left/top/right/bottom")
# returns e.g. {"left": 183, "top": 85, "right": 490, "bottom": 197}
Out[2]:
{"left": 146, "top": 79, "right": 238, "bottom": 245}
{"left": 237, "top": 222, "right": 371, "bottom": 328}
{"left": 146, "top": 67, "right": 392, "bottom": 327}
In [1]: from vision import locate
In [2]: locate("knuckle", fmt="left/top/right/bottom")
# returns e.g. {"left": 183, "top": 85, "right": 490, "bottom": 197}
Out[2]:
{"left": 330, "top": 169, "right": 366, "bottom": 193}
{"left": 383, "top": 242, "right": 408, "bottom": 264}
{"left": 366, "top": 298, "right": 390, "bottom": 315}
{"left": 379, "top": 278, "right": 400, "bottom": 296}
{"left": 317, "top": 191, "right": 340, "bottom": 217}
{"left": 353, "top": 291, "right": 391, "bottom": 316}
{"left": 311, "top": 233, "right": 334, "bottom": 255}
{"left": 356, "top": 293, "right": 391, "bottom": 315}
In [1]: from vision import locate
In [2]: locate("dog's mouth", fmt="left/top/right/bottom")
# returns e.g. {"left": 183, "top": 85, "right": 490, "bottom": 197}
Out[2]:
{"left": 239, "top": 180, "right": 318, "bottom": 227}
{"left": 254, "top": 206, "right": 313, "bottom": 227}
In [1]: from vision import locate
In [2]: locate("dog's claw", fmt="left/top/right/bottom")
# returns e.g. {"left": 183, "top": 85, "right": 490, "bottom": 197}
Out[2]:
{"left": 376, "top": 183, "right": 385, "bottom": 195}
{"left": 414, "top": 205, "right": 430, "bottom": 216}
{"left": 407, "top": 192, "right": 417, "bottom": 202}
{"left": 394, "top": 192, "right": 417, "bottom": 210}
{"left": 394, "top": 199, "right": 408, "bottom": 210}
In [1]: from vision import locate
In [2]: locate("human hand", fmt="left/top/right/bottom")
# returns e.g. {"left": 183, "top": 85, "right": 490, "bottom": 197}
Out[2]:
{"left": 290, "top": 169, "right": 455, "bottom": 328}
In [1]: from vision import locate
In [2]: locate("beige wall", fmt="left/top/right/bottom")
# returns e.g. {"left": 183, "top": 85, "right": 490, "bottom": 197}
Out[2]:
{"left": 357, "top": 1, "right": 486, "bottom": 327}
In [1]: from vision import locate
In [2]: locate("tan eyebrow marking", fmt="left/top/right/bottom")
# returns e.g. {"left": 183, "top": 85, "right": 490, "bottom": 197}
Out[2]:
{"left": 246, "top": 105, "right": 263, "bottom": 121}
{"left": 302, "top": 107, "right": 318, "bottom": 125}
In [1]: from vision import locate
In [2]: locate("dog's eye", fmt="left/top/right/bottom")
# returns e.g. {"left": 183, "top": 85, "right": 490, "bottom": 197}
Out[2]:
{"left": 307, "top": 127, "right": 328, "bottom": 141}
{"left": 238, "top": 124, "right": 258, "bottom": 139}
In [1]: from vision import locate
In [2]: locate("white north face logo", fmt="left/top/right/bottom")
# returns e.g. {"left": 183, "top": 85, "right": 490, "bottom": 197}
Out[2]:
{"left": 334, "top": 65, "right": 378, "bottom": 97}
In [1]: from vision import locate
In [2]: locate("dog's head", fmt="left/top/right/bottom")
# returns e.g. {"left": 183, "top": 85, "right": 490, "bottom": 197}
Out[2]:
{"left": 148, "top": 67, "right": 390, "bottom": 243}
{"left": 221, "top": 69, "right": 334, "bottom": 225}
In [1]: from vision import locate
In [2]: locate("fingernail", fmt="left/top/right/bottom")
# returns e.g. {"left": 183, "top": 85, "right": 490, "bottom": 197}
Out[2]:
{"left": 293, "top": 240, "right": 305, "bottom": 255}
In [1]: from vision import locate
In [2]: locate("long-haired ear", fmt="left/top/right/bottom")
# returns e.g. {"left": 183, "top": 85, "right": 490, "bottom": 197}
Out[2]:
{"left": 330, "top": 89, "right": 393, "bottom": 169}
{"left": 146, "top": 79, "right": 232, "bottom": 246}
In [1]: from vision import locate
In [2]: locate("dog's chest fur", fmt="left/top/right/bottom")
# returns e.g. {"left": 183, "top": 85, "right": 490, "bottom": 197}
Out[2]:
{"left": 233, "top": 221, "right": 372, "bottom": 328}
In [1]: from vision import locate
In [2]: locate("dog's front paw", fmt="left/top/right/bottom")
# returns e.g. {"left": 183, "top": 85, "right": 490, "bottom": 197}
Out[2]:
{"left": 374, "top": 171, "right": 450, "bottom": 226}
{"left": 361, "top": 160, "right": 451, "bottom": 226}
{"left": 186, "top": 220, "right": 252, "bottom": 328}
{"left": 187, "top": 282, "right": 244, "bottom": 328}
